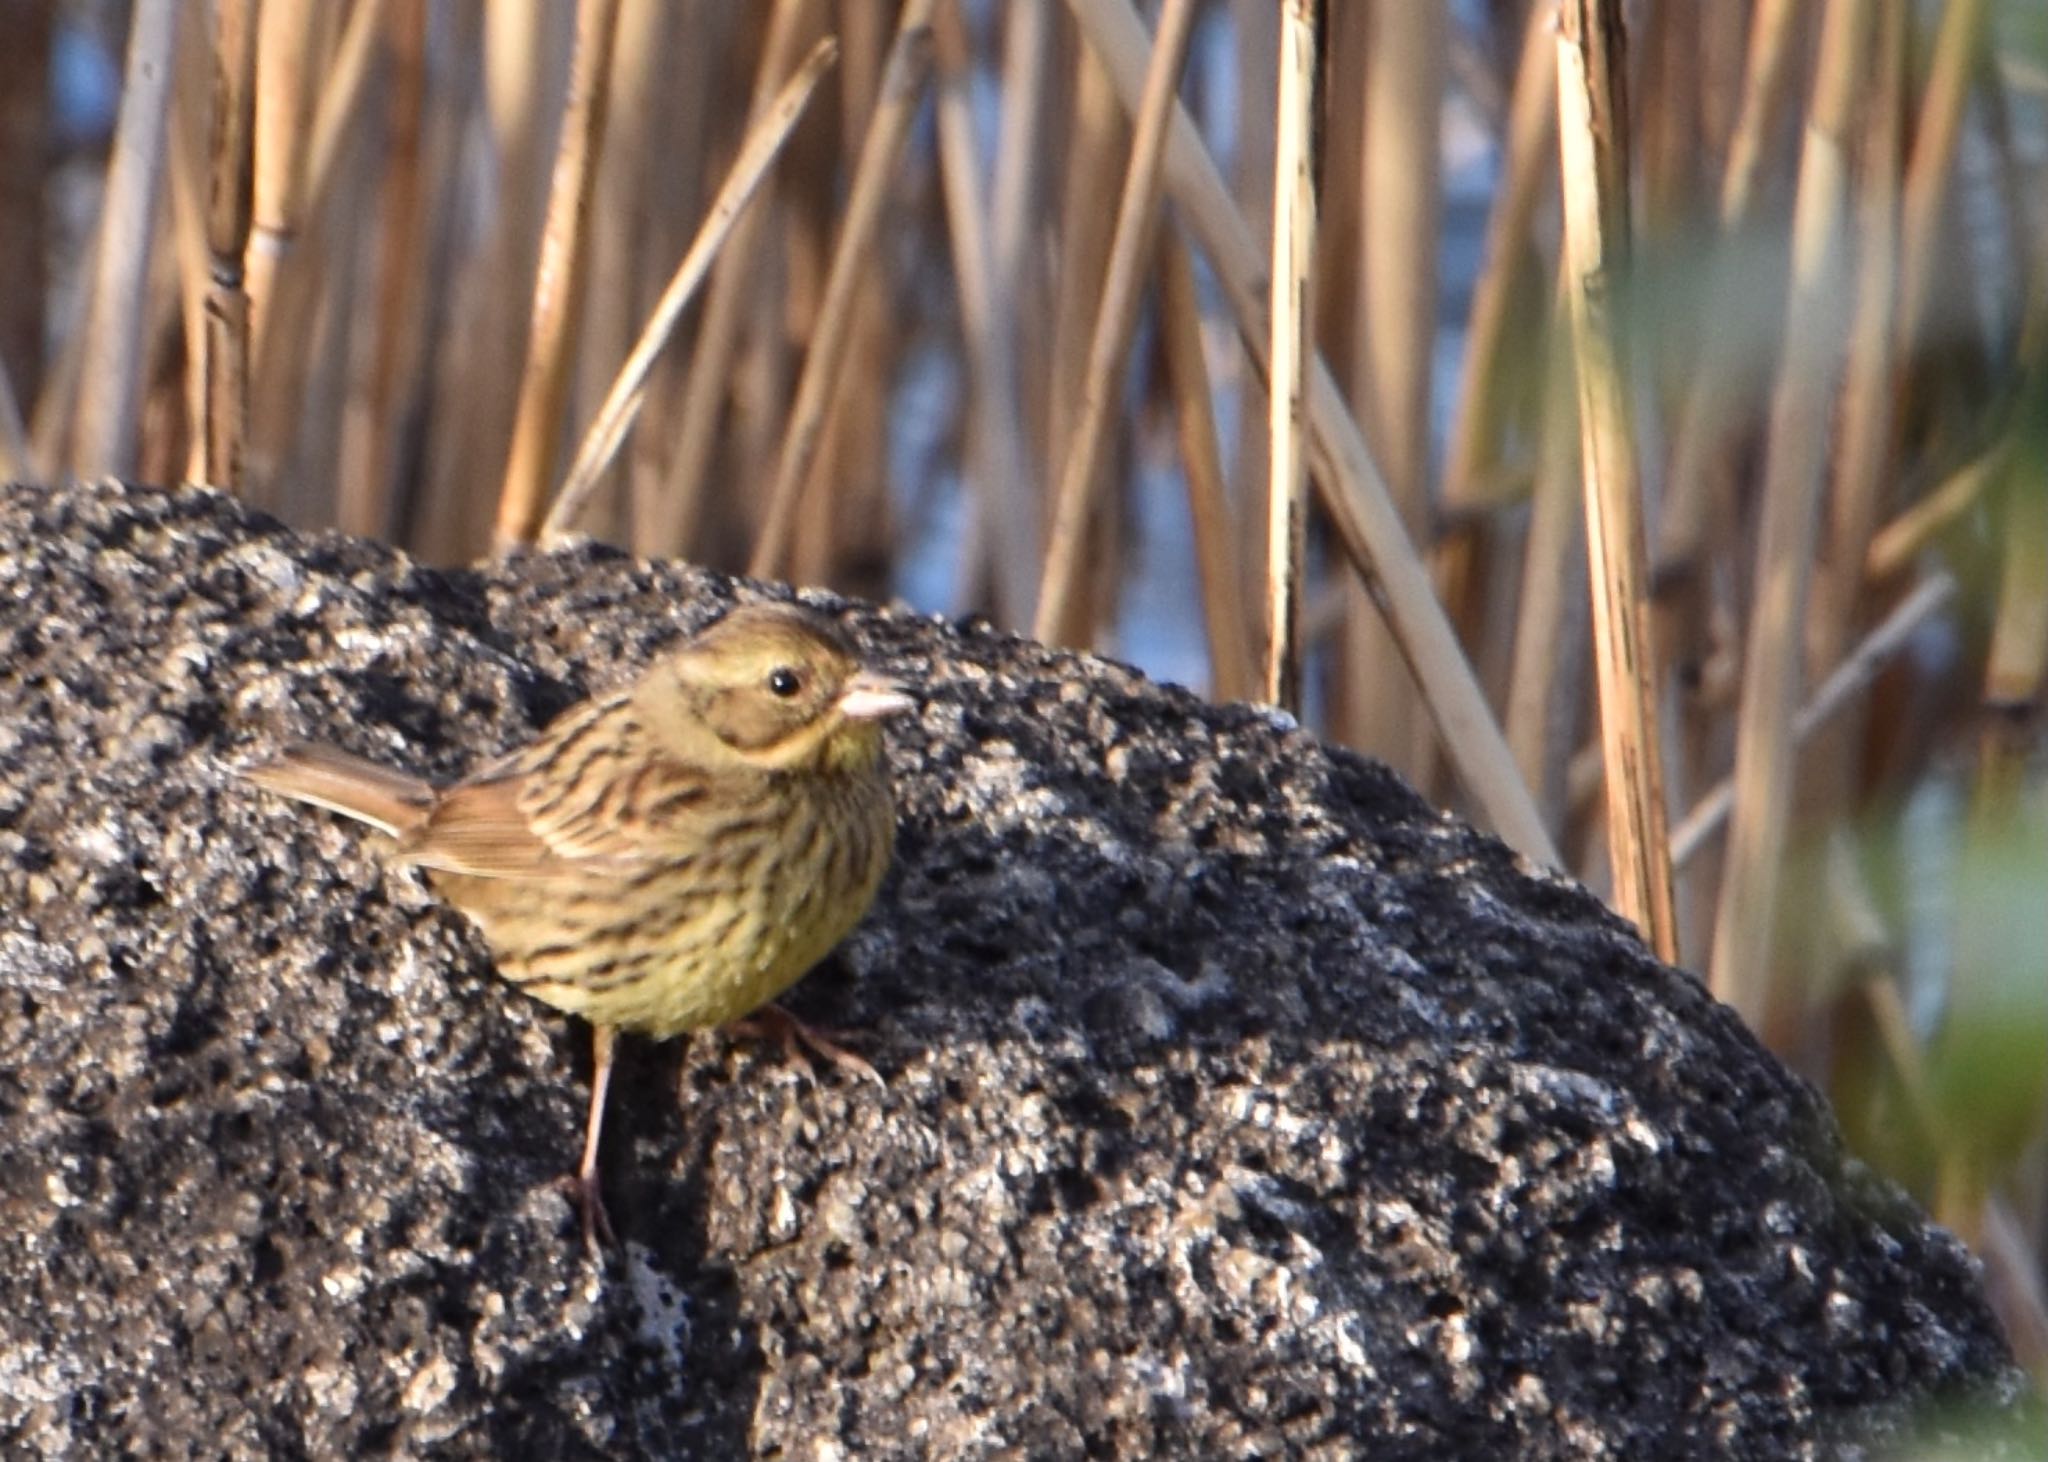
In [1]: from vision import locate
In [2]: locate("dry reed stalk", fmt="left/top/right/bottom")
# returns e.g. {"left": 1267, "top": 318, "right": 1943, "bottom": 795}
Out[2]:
{"left": 749, "top": 0, "right": 941, "bottom": 580}
{"left": 1441, "top": 3, "right": 1557, "bottom": 519}
{"left": 338, "top": 0, "right": 436, "bottom": 539}
{"left": 1973, "top": 49, "right": 2033, "bottom": 349}
{"left": 165, "top": 65, "right": 211, "bottom": 485}
{"left": 990, "top": 0, "right": 1049, "bottom": 303}
{"left": 1671, "top": 571, "right": 1957, "bottom": 870}
{"left": 1066, "top": 0, "right": 1558, "bottom": 869}
{"left": 1230, "top": 0, "right": 1277, "bottom": 637}
{"left": 0, "top": 357, "right": 26, "bottom": 478}
{"left": 495, "top": 0, "right": 624, "bottom": 547}
{"left": 1158, "top": 226, "right": 1258, "bottom": 704}
{"left": 569, "top": 0, "right": 672, "bottom": 546}
{"left": 246, "top": 0, "right": 372, "bottom": 508}
{"left": 199, "top": 0, "right": 257, "bottom": 492}
{"left": 246, "top": 0, "right": 319, "bottom": 357}
{"left": 1812, "top": 0, "right": 1906, "bottom": 670}
{"left": 619, "top": 2, "right": 726, "bottom": 547}
{"left": 1034, "top": 0, "right": 1202, "bottom": 646}
{"left": 1710, "top": 0, "right": 1872, "bottom": 1019}
{"left": 1696, "top": 0, "right": 1752, "bottom": 160}
{"left": 543, "top": 39, "right": 840, "bottom": 544}
{"left": 27, "top": 284, "right": 87, "bottom": 481}
{"left": 1639, "top": 0, "right": 1701, "bottom": 241}
{"left": 73, "top": 0, "right": 183, "bottom": 478}
{"left": 797, "top": 19, "right": 900, "bottom": 598}
{"left": 1982, "top": 1199, "right": 2048, "bottom": 1386}
{"left": 644, "top": 0, "right": 817, "bottom": 557}
{"left": 1505, "top": 264, "right": 1589, "bottom": 834}
{"left": 1429, "top": 8, "right": 1555, "bottom": 767}
{"left": 1978, "top": 403, "right": 2046, "bottom": 719}
{"left": 1262, "top": 0, "right": 1317, "bottom": 712}
{"left": 1555, "top": 0, "right": 1679, "bottom": 962}
{"left": 1037, "top": 45, "right": 1126, "bottom": 641}
{"left": 0, "top": 2, "right": 49, "bottom": 426}
{"left": 1339, "top": 0, "right": 1444, "bottom": 772}
{"left": 981, "top": 0, "right": 1050, "bottom": 593}
{"left": 1895, "top": 0, "right": 1990, "bottom": 389}
{"left": 1655, "top": 0, "right": 1804, "bottom": 614}
{"left": 800, "top": 277, "right": 895, "bottom": 595}
{"left": 413, "top": 6, "right": 564, "bottom": 558}
{"left": 1871, "top": 449, "right": 2017, "bottom": 587}
{"left": 1939, "top": 534, "right": 2048, "bottom": 1245}
{"left": 933, "top": 0, "right": 1041, "bottom": 626}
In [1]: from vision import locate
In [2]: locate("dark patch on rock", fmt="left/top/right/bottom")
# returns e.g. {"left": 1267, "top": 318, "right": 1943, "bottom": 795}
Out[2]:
{"left": 0, "top": 479, "right": 2020, "bottom": 1458}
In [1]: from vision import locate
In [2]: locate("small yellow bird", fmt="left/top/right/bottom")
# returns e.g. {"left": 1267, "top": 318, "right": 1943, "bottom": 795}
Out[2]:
{"left": 245, "top": 602, "right": 911, "bottom": 1246}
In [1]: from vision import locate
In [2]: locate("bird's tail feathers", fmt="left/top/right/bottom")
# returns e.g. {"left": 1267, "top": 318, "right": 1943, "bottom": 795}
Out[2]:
{"left": 242, "top": 743, "right": 435, "bottom": 838}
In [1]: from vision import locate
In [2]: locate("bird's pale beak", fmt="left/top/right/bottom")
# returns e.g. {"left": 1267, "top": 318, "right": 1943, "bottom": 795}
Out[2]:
{"left": 837, "top": 669, "right": 915, "bottom": 721}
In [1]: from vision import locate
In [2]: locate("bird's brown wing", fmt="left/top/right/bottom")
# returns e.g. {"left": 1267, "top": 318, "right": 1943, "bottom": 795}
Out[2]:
{"left": 395, "top": 699, "right": 718, "bottom": 880}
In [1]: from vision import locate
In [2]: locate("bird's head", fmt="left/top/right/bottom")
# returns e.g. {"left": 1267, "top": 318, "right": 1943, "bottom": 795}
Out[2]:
{"left": 641, "top": 602, "right": 913, "bottom": 774}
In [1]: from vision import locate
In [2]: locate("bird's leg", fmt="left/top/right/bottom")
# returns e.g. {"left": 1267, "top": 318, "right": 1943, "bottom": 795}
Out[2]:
{"left": 569, "top": 1023, "right": 619, "bottom": 1251}
{"left": 729, "top": 1003, "right": 883, "bottom": 1088}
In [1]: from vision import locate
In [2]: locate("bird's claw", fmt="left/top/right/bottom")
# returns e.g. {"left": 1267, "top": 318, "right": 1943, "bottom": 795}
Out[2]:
{"left": 730, "top": 1004, "right": 884, "bottom": 1088}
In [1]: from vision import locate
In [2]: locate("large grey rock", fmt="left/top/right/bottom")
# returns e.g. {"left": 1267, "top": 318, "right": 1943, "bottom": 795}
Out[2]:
{"left": 0, "top": 479, "right": 2018, "bottom": 1458}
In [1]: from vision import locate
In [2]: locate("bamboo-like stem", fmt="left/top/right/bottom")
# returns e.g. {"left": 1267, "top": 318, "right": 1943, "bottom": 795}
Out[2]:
{"left": 1354, "top": 0, "right": 1441, "bottom": 528}
{"left": 495, "top": 0, "right": 624, "bottom": 548}
{"left": 1065, "top": 0, "right": 1558, "bottom": 869}
{"left": 1341, "top": 0, "right": 1443, "bottom": 772}
{"left": 166, "top": 63, "right": 211, "bottom": 485}
{"left": 749, "top": 0, "right": 939, "bottom": 580}
{"left": 1034, "top": 0, "right": 1201, "bottom": 645}
{"left": 1555, "top": 0, "right": 1679, "bottom": 962}
{"left": 1158, "top": 225, "right": 1258, "bottom": 704}
{"left": 1230, "top": 0, "right": 1277, "bottom": 647}
{"left": 199, "top": 0, "right": 257, "bottom": 492}
{"left": 337, "top": 0, "right": 428, "bottom": 539}
{"left": 246, "top": 0, "right": 318, "bottom": 357}
{"left": 73, "top": 0, "right": 182, "bottom": 478}
{"left": 1039, "top": 47, "right": 1125, "bottom": 639}
{"left": 247, "top": 0, "right": 380, "bottom": 507}
{"left": 1441, "top": 0, "right": 1555, "bottom": 517}
{"left": 933, "top": 0, "right": 1040, "bottom": 626}
{"left": 1263, "top": 0, "right": 1316, "bottom": 711}
{"left": 643, "top": 0, "right": 815, "bottom": 557}
{"left": 543, "top": 39, "right": 840, "bottom": 543}
{"left": 1710, "top": 0, "right": 1872, "bottom": 1017}
{"left": 1671, "top": 572, "right": 1957, "bottom": 869}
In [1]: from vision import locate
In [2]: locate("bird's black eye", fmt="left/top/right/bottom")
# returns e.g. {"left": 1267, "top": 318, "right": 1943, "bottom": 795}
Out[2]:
{"left": 767, "top": 667, "right": 802, "bottom": 698}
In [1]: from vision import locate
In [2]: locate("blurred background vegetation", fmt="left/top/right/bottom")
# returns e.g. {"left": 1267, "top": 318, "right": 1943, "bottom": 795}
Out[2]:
{"left": 2, "top": 0, "right": 2044, "bottom": 1395}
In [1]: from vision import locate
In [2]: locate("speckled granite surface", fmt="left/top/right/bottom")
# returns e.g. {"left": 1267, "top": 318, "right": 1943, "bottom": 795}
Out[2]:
{"left": 0, "top": 479, "right": 2019, "bottom": 1458}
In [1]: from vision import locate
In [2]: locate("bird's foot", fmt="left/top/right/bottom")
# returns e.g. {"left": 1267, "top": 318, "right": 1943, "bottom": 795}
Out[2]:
{"left": 555, "top": 1166, "right": 617, "bottom": 1253}
{"left": 729, "top": 1004, "right": 883, "bottom": 1088}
